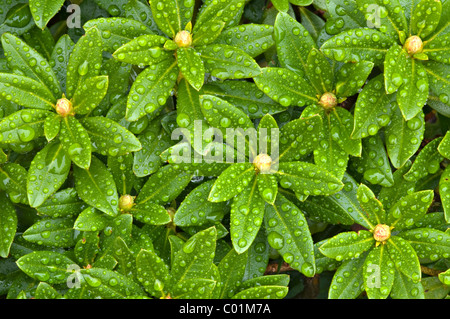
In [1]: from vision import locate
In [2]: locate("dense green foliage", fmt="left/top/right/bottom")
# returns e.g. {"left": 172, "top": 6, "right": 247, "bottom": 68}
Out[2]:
{"left": 0, "top": 0, "right": 449, "bottom": 300}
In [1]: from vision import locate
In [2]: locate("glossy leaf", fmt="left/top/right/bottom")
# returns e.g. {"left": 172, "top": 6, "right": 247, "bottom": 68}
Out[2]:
{"left": 29, "top": 0, "right": 65, "bottom": 29}
{"left": 171, "top": 226, "right": 217, "bottom": 283}
{"left": 2, "top": 32, "right": 61, "bottom": 99}
{"left": 319, "top": 230, "right": 374, "bottom": 262}
{"left": 59, "top": 116, "right": 92, "bottom": 169}
{"left": 335, "top": 60, "right": 374, "bottom": 98}
{"left": 177, "top": 47, "right": 205, "bottom": 91}
{"left": 125, "top": 58, "right": 178, "bottom": 122}
{"left": 264, "top": 194, "right": 315, "bottom": 277}
{"left": 16, "top": 251, "right": 74, "bottom": 284}
{"left": 150, "top": 0, "right": 193, "bottom": 38}
{"left": 403, "top": 137, "right": 444, "bottom": 181}
{"left": 363, "top": 244, "right": 394, "bottom": 299}
{"left": 397, "top": 228, "right": 450, "bottom": 261}
{"left": 208, "top": 163, "right": 256, "bottom": 202}
{"left": 27, "top": 141, "right": 71, "bottom": 208}
{"left": 439, "top": 165, "right": 450, "bottom": 223}
{"left": 383, "top": 44, "right": 408, "bottom": 94}
{"left": 65, "top": 27, "right": 103, "bottom": 99}
{"left": 321, "top": 28, "right": 394, "bottom": 65}
{"left": 194, "top": 0, "right": 245, "bottom": 33}
{"left": 0, "top": 163, "right": 28, "bottom": 205}
{"left": 254, "top": 67, "right": 317, "bottom": 107}
{"left": 0, "top": 109, "right": 52, "bottom": 144}
{"left": 50, "top": 34, "right": 74, "bottom": 94}
{"left": 356, "top": 183, "right": 385, "bottom": 228}
{"left": 74, "top": 206, "right": 110, "bottom": 232}
{"left": 136, "top": 249, "right": 170, "bottom": 298}
{"left": 328, "top": 255, "right": 366, "bottom": 299}
{"left": 0, "top": 192, "right": 17, "bottom": 258}
{"left": 386, "top": 236, "right": 421, "bottom": 282}
{"left": 73, "top": 156, "right": 119, "bottom": 217}
{"left": 276, "top": 161, "right": 344, "bottom": 197}
{"left": 410, "top": 0, "right": 442, "bottom": 39}
{"left": 215, "top": 249, "right": 248, "bottom": 298}
{"left": 84, "top": 17, "right": 154, "bottom": 53}
{"left": 80, "top": 117, "right": 142, "bottom": 157}
{"left": 130, "top": 202, "right": 171, "bottom": 225}
{"left": 351, "top": 74, "right": 395, "bottom": 139}
{"left": 230, "top": 177, "right": 265, "bottom": 254}
{"left": 71, "top": 76, "right": 109, "bottom": 115}
{"left": 196, "top": 44, "right": 261, "bottom": 80}
{"left": 385, "top": 108, "right": 425, "bottom": 169}
{"left": 22, "top": 217, "right": 76, "bottom": 248}
{"left": 274, "top": 11, "right": 317, "bottom": 75}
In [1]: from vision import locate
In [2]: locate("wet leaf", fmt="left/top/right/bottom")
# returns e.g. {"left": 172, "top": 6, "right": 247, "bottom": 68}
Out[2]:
{"left": 22, "top": 217, "right": 77, "bottom": 248}
{"left": 0, "top": 192, "right": 17, "bottom": 258}
{"left": 0, "top": 109, "right": 52, "bottom": 144}
{"left": 319, "top": 230, "right": 374, "bottom": 262}
{"left": 363, "top": 244, "right": 394, "bottom": 299}
{"left": 59, "top": 116, "right": 92, "bottom": 169}
{"left": 29, "top": 0, "right": 65, "bottom": 30}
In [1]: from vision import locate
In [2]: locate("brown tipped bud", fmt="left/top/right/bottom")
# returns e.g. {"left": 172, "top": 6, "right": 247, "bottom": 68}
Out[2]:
{"left": 119, "top": 195, "right": 135, "bottom": 212}
{"left": 319, "top": 92, "right": 337, "bottom": 110}
{"left": 404, "top": 36, "right": 423, "bottom": 55}
{"left": 174, "top": 30, "right": 192, "bottom": 48}
{"left": 253, "top": 153, "right": 272, "bottom": 174}
{"left": 373, "top": 224, "right": 391, "bottom": 243}
{"left": 55, "top": 97, "right": 73, "bottom": 117}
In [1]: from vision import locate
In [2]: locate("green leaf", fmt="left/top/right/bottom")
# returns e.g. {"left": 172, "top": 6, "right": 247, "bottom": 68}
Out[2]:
{"left": 0, "top": 163, "right": 28, "bottom": 205}
{"left": 59, "top": 116, "right": 92, "bottom": 169}
{"left": 214, "top": 24, "right": 275, "bottom": 58}
{"left": 174, "top": 180, "right": 228, "bottom": 227}
{"left": 74, "top": 206, "right": 110, "bottom": 232}
{"left": 232, "top": 285, "right": 288, "bottom": 299}
{"left": 44, "top": 114, "right": 61, "bottom": 142}
{"left": 65, "top": 27, "right": 103, "bottom": 99}
{"left": 1, "top": 32, "right": 61, "bottom": 99}
{"left": 254, "top": 67, "right": 317, "bottom": 107}
{"left": 150, "top": 0, "right": 193, "bottom": 38}
{"left": 126, "top": 57, "right": 178, "bottom": 122}
{"left": 396, "top": 58, "right": 429, "bottom": 121}
{"left": 27, "top": 141, "right": 71, "bottom": 208}
{"left": 278, "top": 114, "right": 323, "bottom": 162}
{"left": 78, "top": 267, "right": 145, "bottom": 298}
{"left": 194, "top": 0, "right": 245, "bottom": 33}
{"left": 386, "top": 236, "right": 421, "bottom": 282}
{"left": 383, "top": 44, "right": 408, "bottom": 94}
{"left": 112, "top": 34, "right": 171, "bottom": 66}
{"left": 363, "top": 244, "right": 394, "bottom": 299}
{"left": 84, "top": 17, "right": 154, "bottom": 53}
{"left": 257, "top": 173, "right": 278, "bottom": 204}
{"left": 202, "top": 80, "right": 286, "bottom": 119}
{"left": 177, "top": 47, "right": 205, "bottom": 91}
{"left": 411, "top": 0, "right": 442, "bottom": 38}
{"left": 423, "top": 60, "right": 450, "bottom": 107}
{"left": 438, "top": 131, "right": 450, "bottom": 159}
{"left": 22, "top": 217, "right": 76, "bottom": 248}
{"left": 73, "top": 156, "right": 119, "bottom": 217}
{"left": 107, "top": 154, "right": 136, "bottom": 195}
{"left": 385, "top": 108, "right": 425, "bottom": 169}
{"left": 319, "top": 230, "right": 374, "bottom": 262}
{"left": 356, "top": 0, "right": 408, "bottom": 38}
{"left": 0, "top": 73, "right": 56, "bottom": 110}
{"left": 264, "top": 194, "right": 315, "bottom": 277}
{"left": 330, "top": 107, "right": 362, "bottom": 157}
{"left": 215, "top": 248, "right": 248, "bottom": 298}
{"left": 230, "top": 177, "right": 265, "bottom": 254}
{"left": 171, "top": 226, "right": 217, "bottom": 283}
{"left": 398, "top": 228, "right": 450, "bottom": 261}
{"left": 79, "top": 117, "right": 142, "bottom": 157}
{"left": 305, "top": 48, "right": 334, "bottom": 95}
{"left": 320, "top": 28, "right": 394, "bottom": 65}
{"left": 390, "top": 266, "right": 425, "bottom": 299}
{"left": 299, "top": 7, "right": 325, "bottom": 41}
{"left": 112, "top": 237, "right": 136, "bottom": 279}
{"left": 34, "top": 282, "right": 62, "bottom": 299}
{"left": 172, "top": 278, "right": 216, "bottom": 299}
{"left": 328, "top": 255, "right": 366, "bottom": 299}
{"left": 0, "top": 2, "right": 35, "bottom": 36}
{"left": 71, "top": 76, "right": 109, "bottom": 115}
{"left": 29, "top": 0, "right": 65, "bottom": 29}
{"left": 192, "top": 20, "right": 225, "bottom": 47}
{"left": 136, "top": 249, "right": 170, "bottom": 298}
{"left": 136, "top": 164, "right": 194, "bottom": 206}
{"left": 208, "top": 163, "right": 256, "bottom": 202}
{"left": 351, "top": 74, "right": 395, "bottom": 139}
{"left": 277, "top": 161, "right": 344, "bottom": 196}
{"left": 274, "top": 11, "right": 317, "bottom": 76}
{"left": 50, "top": 35, "right": 74, "bottom": 95}
{"left": 351, "top": 134, "right": 394, "bottom": 187}
{"left": 16, "top": 251, "right": 74, "bottom": 284}
{"left": 74, "top": 231, "right": 100, "bottom": 267}
{"left": 439, "top": 165, "right": 450, "bottom": 223}
{"left": 238, "top": 274, "right": 290, "bottom": 292}
{"left": 0, "top": 192, "right": 17, "bottom": 258}
{"left": 423, "top": 32, "right": 450, "bottom": 64}
{"left": 336, "top": 61, "right": 374, "bottom": 98}
{"left": 130, "top": 202, "right": 171, "bottom": 225}
{"left": 197, "top": 44, "right": 261, "bottom": 80}
{"left": 0, "top": 109, "right": 52, "bottom": 144}
{"left": 404, "top": 137, "right": 444, "bottom": 181}
{"left": 357, "top": 183, "right": 385, "bottom": 228}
